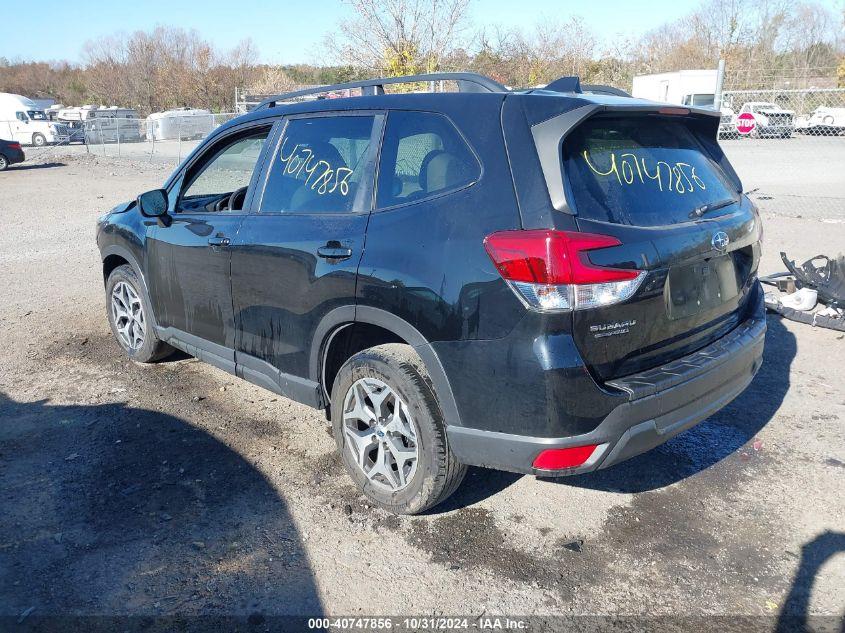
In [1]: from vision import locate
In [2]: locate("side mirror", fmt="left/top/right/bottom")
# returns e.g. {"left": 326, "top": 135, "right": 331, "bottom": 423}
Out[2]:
{"left": 137, "top": 189, "right": 169, "bottom": 217}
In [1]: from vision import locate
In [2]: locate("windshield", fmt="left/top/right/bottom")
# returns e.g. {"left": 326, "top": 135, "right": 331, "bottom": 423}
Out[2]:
{"left": 27, "top": 110, "right": 47, "bottom": 121}
{"left": 563, "top": 116, "right": 737, "bottom": 226}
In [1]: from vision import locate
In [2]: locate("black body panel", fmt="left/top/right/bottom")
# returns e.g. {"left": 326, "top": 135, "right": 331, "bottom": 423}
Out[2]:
{"left": 231, "top": 213, "right": 368, "bottom": 380}
{"left": 356, "top": 97, "right": 524, "bottom": 343}
{"left": 96, "top": 82, "right": 765, "bottom": 478}
{"left": 147, "top": 213, "right": 246, "bottom": 351}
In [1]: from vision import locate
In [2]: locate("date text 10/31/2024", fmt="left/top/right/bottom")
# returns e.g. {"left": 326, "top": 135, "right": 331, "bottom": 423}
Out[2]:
{"left": 307, "top": 617, "right": 529, "bottom": 630}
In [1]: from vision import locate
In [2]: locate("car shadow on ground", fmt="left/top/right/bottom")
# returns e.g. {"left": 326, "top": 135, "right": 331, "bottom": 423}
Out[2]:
{"left": 776, "top": 531, "right": 845, "bottom": 633}
{"left": 8, "top": 162, "right": 66, "bottom": 171}
{"left": 440, "top": 314, "right": 797, "bottom": 509}
{"left": 0, "top": 393, "right": 322, "bottom": 625}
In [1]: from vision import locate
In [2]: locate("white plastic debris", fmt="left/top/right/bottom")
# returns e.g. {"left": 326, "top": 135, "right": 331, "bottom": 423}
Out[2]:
{"left": 779, "top": 287, "right": 818, "bottom": 311}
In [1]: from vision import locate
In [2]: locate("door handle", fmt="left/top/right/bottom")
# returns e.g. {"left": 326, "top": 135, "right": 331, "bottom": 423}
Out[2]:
{"left": 208, "top": 235, "right": 230, "bottom": 248}
{"left": 317, "top": 241, "right": 353, "bottom": 260}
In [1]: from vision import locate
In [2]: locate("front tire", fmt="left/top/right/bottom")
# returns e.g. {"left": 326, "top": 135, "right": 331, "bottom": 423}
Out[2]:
{"left": 32, "top": 133, "right": 46, "bottom": 147}
{"left": 331, "top": 344, "right": 466, "bottom": 514}
{"left": 106, "top": 265, "right": 172, "bottom": 363}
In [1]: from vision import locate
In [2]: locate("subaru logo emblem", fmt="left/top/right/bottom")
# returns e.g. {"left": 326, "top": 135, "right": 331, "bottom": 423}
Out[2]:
{"left": 712, "top": 231, "right": 730, "bottom": 251}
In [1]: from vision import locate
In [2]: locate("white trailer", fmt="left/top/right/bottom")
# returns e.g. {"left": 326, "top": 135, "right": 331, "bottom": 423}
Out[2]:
{"left": 631, "top": 70, "right": 719, "bottom": 108}
{"left": 57, "top": 105, "right": 143, "bottom": 144}
{"left": 145, "top": 108, "right": 216, "bottom": 141}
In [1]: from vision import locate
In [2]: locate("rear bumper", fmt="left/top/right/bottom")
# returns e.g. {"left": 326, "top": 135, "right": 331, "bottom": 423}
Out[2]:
{"left": 446, "top": 301, "right": 766, "bottom": 476}
{"left": 4, "top": 149, "right": 25, "bottom": 164}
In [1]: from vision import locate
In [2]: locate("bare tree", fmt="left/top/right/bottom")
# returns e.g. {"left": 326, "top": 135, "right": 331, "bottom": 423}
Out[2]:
{"left": 3, "top": 0, "right": 843, "bottom": 109}
{"left": 249, "top": 66, "right": 298, "bottom": 95}
{"left": 324, "top": 0, "right": 473, "bottom": 75}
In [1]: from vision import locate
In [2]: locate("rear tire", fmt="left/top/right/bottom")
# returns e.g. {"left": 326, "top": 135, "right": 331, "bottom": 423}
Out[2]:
{"left": 32, "top": 133, "right": 46, "bottom": 147}
{"left": 106, "top": 264, "right": 173, "bottom": 363}
{"left": 331, "top": 343, "right": 466, "bottom": 514}
{"left": 0, "top": 155, "right": 8, "bottom": 171}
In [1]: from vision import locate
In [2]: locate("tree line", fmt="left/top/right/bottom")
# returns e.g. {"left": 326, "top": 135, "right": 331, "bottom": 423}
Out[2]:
{"left": 1, "top": 0, "right": 843, "bottom": 116}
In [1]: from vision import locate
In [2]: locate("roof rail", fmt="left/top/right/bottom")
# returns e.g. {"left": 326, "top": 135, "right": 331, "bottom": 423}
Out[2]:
{"left": 255, "top": 72, "right": 508, "bottom": 109}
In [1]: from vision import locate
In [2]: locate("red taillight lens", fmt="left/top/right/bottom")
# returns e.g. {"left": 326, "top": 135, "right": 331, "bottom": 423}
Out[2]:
{"left": 533, "top": 444, "right": 598, "bottom": 470}
{"left": 483, "top": 230, "right": 645, "bottom": 312}
{"left": 9, "top": 142, "right": 21, "bottom": 151}
{"left": 483, "top": 230, "right": 639, "bottom": 285}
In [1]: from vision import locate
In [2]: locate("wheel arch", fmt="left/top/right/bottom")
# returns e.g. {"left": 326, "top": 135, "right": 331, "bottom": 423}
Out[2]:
{"left": 100, "top": 245, "right": 159, "bottom": 330}
{"left": 311, "top": 305, "right": 464, "bottom": 429}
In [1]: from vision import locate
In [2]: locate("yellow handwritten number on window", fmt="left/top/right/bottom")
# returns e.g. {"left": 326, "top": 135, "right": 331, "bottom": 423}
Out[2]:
{"left": 279, "top": 138, "right": 354, "bottom": 197}
{"left": 582, "top": 150, "right": 706, "bottom": 194}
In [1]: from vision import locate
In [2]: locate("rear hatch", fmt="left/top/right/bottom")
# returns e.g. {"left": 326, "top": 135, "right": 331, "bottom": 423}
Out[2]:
{"left": 560, "top": 113, "right": 761, "bottom": 381}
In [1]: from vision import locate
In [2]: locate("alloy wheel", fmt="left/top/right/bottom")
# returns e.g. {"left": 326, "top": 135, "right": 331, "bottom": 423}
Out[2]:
{"left": 342, "top": 377, "right": 419, "bottom": 492}
{"left": 111, "top": 281, "right": 146, "bottom": 350}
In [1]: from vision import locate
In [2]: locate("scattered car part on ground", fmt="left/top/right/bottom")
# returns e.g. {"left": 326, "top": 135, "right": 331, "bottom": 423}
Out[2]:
{"left": 761, "top": 252, "right": 845, "bottom": 331}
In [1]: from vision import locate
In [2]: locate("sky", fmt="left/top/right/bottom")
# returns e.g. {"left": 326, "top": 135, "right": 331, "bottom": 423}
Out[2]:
{"left": 2, "top": 0, "right": 842, "bottom": 65}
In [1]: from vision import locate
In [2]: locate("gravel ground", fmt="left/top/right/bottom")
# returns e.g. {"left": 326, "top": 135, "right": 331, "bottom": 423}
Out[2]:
{"left": 0, "top": 153, "right": 843, "bottom": 628}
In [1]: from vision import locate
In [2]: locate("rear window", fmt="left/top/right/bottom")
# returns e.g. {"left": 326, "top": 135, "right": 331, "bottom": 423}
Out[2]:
{"left": 563, "top": 116, "right": 737, "bottom": 226}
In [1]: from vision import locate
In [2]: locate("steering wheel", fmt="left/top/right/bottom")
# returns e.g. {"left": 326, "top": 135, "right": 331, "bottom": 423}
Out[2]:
{"left": 214, "top": 186, "right": 249, "bottom": 212}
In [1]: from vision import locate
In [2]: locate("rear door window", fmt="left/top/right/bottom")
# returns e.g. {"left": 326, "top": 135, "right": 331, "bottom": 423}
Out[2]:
{"left": 377, "top": 111, "right": 480, "bottom": 208}
{"left": 259, "top": 115, "right": 378, "bottom": 214}
{"left": 563, "top": 116, "right": 738, "bottom": 226}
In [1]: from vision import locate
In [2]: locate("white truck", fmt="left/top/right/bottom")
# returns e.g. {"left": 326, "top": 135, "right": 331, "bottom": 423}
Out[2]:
{"left": 738, "top": 102, "right": 795, "bottom": 138}
{"left": 0, "top": 93, "right": 71, "bottom": 146}
{"left": 631, "top": 70, "right": 737, "bottom": 137}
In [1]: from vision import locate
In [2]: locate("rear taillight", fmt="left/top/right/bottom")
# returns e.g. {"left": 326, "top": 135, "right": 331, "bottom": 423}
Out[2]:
{"left": 9, "top": 142, "right": 21, "bottom": 151}
{"left": 483, "top": 230, "right": 645, "bottom": 312}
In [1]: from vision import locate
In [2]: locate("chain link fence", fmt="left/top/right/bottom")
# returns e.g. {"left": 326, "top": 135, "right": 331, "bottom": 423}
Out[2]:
{"left": 717, "top": 87, "right": 845, "bottom": 223}
{"left": 2, "top": 112, "right": 240, "bottom": 166}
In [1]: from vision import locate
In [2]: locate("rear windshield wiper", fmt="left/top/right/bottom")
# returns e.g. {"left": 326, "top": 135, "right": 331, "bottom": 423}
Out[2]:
{"left": 689, "top": 197, "right": 738, "bottom": 218}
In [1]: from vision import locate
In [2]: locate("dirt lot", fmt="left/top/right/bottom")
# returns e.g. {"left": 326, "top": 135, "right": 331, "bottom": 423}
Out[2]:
{"left": 0, "top": 154, "right": 843, "bottom": 628}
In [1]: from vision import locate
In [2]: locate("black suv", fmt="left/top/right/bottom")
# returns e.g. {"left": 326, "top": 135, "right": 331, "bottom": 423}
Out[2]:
{"left": 97, "top": 73, "right": 765, "bottom": 514}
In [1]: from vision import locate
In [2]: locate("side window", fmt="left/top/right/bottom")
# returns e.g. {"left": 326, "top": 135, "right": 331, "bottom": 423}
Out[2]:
{"left": 259, "top": 115, "right": 377, "bottom": 214}
{"left": 178, "top": 128, "right": 270, "bottom": 212}
{"left": 377, "top": 111, "right": 480, "bottom": 208}
{"left": 16, "top": 112, "right": 27, "bottom": 122}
